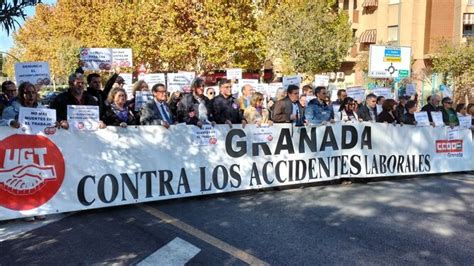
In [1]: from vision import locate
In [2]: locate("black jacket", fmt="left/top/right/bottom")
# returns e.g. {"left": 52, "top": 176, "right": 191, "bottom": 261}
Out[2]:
{"left": 376, "top": 111, "right": 398, "bottom": 124}
{"left": 177, "top": 94, "right": 211, "bottom": 125}
{"left": 401, "top": 112, "right": 416, "bottom": 125}
{"left": 420, "top": 104, "right": 440, "bottom": 122}
{"left": 210, "top": 94, "right": 244, "bottom": 124}
{"left": 50, "top": 90, "right": 99, "bottom": 121}
{"left": 357, "top": 104, "right": 377, "bottom": 122}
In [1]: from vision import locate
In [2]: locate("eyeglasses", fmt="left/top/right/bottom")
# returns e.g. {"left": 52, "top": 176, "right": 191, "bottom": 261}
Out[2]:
{"left": 156, "top": 90, "right": 167, "bottom": 93}
{"left": 446, "top": 102, "right": 453, "bottom": 104}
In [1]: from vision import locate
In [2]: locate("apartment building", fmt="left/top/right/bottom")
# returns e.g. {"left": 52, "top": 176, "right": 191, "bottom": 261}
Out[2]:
{"left": 338, "top": 0, "right": 473, "bottom": 95}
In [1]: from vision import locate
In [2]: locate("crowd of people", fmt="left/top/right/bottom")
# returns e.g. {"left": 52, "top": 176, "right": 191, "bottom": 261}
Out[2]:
{"left": 1, "top": 71, "right": 474, "bottom": 131}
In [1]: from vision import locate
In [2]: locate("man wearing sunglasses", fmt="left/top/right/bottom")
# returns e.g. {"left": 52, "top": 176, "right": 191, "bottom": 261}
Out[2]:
{"left": 305, "top": 86, "right": 334, "bottom": 125}
{"left": 440, "top": 97, "right": 459, "bottom": 126}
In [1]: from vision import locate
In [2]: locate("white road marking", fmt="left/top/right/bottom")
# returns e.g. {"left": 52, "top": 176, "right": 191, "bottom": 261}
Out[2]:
{"left": 139, "top": 204, "right": 269, "bottom": 265}
{"left": 137, "top": 237, "right": 200, "bottom": 266}
{"left": 0, "top": 213, "right": 70, "bottom": 242}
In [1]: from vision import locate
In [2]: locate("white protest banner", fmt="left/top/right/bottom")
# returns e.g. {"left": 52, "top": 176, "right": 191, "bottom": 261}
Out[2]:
{"left": 80, "top": 48, "right": 113, "bottom": 71}
{"left": 226, "top": 68, "right": 243, "bottom": 80}
{"left": 191, "top": 124, "right": 218, "bottom": 146}
{"left": 239, "top": 79, "right": 259, "bottom": 87}
{"left": 0, "top": 123, "right": 473, "bottom": 221}
{"left": 406, "top": 83, "right": 416, "bottom": 96}
{"left": 141, "top": 73, "right": 166, "bottom": 89}
{"left": 283, "top": 75, "right": 301, "bottom": 89}
{"left": 14, "top": 62, "right": 51, "bottom": 86}
{"left": 67, "top": 105, "right": 100, "bottom": 131}
{"left": 119, "top": 74, "right": 133, "bottom": 99}
{"left": 167, "top": 72, "right": 195, "bottom": 93}
{"left": 431, "top": 112, "right": 445, "bottom": 127}
{"left": 368, "top": 45, "right": 411, "bottom": 78}
{"left": 414, "top": 111, "right": 430, "bottom": 127}
{"left": 372, "top": 88, "right": 392, "bottom": 99}
{"left": 252, "top": 125, "right": 274, "bottom": 143}
{"left": 112, "top": 48, "right": 133, "bottom": 68}
{"left": 135, "top": 91, "right": 154, "bottom": 112}
{"left": 458, "top": 115, "right": 472, "bottom": 129}
{"left": 346, "top": 87, "right": 365, "bottom": 103}
{"left": 18, "top": 107, "right": 56, "bottom": 135}
{"left": 314, "top": 75, "right": 330, "bottom": 87}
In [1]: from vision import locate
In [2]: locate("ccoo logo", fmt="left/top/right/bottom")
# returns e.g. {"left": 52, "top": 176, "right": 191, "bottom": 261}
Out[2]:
{"left": 0, "top": 135, "right": 65, "bottom": 210}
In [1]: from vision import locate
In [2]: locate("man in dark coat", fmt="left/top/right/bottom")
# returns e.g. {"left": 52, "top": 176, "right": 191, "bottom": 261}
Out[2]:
{"left": 357, "top": 93, "right": 378, "bottom": 122}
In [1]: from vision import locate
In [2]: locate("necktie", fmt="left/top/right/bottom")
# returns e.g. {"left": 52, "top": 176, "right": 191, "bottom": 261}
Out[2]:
{"left": 160, "top": 104, "right": 171, "bottom": 123}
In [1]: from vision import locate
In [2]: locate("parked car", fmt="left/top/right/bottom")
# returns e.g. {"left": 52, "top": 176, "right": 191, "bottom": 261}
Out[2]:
{"left": 41, "top": 91, "right": 60, "bottom": 106}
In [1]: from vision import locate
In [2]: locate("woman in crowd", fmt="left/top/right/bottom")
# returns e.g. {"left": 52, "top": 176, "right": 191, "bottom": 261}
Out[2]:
{"left": 126, "top": 80, "right": 149, "bottom": 120}
{"left": 455, "top": 103, "right": 468, "bottom": 116}
{"left": 376, "top": 99, "right": 399, "bottom": 124}
{"left": 102, "top": 88, "right": 137, "bottom": 127}
{"left": 2, "top": 82, "right": 47, "bottom": 221}
{"left": 244, "top": 92, "right": 271, "bottom": 126}
{"left": 400, "top": 100, "right": 417, "bottom": 125}
{"left": 168, "top": 90, "right": 183, "bottom": 122}
{"left": 338, "top": 97, "right": 359, "bottom": 122}
{"left": 2, "top": 82, "right": 44, "bottom": 128}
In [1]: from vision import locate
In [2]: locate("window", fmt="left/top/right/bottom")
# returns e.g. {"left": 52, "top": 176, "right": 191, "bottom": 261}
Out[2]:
{"left": 387, "top": 26, "right": 399, "bottom": 44}
{"left": 354, "top": 0, "right": 358, "bottom": 9}
{"left": 463, "top": 25, "right": 474, "bottom": 36}
{"left": 389, "top": 0, "right": 400, "bottom": 4}
{"left": 343, "top": 0, "right": 350, "bottom": 10}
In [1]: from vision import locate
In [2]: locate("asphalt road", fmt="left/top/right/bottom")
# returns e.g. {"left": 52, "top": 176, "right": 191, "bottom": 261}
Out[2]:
{"left": 1, "top": 173, "right": 473, "bottom": 265}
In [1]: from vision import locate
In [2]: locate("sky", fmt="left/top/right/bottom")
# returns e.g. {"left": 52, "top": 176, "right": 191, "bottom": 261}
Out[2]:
{"left": 0, "top": 0, "right": 57, "bottom": 52}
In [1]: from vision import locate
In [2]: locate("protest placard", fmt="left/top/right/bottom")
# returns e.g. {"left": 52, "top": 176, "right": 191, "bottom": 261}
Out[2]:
{"left": 226, "top": 68, "right": 243, "bottom": 80}
{"left": 112, "top": 48, "right": 133, "bottom": 68}
{"left": 141, "top": 73, "right": 166, "bottom": 89}
{"left": 266, "top": 83, "right": 283, "bottom": 98}
{"left": 18, "top": 107, "right": 56, "bottom": 135}
{"left": 14, "top": 62, "right": 51, "bottom": 86}
{"left": 167, "top": 72, "right": 195, "bottom": 93}
{"left": 372, "top": 88, "right": 392, "bottom": 99}
{"left": 252, "top": 125, "right": 274, "bottom": 143}
{"left": 431, "top": 112, "right": 445, "bottom": 127}
{"left": 283, "top": 75, "right": 301, "bottom": 89}
{"left": 346, "top": 87, "right": 365, "bottom": 103}
{"left": 192, "top": 125, "right": 218, "bottom": 146}
{"left": 458, "top": 115, "right": 472, "bottom": 129}
{"left": 67, "top": 105, "right": 100, "bottom": 131}
{"left": 135, "top": 91, "right": 154, "bottom": 111}
{"left": 406, "top": 83, "right": 416, "bottom": 96}
{"left": 80, "top": 48, "right": 113, "bottom": 71}
{"left": 414, "top": 111, "right": 430, "bottom": 127}
{"left": 314, "top": 75, "right": 330, "bottom": 87}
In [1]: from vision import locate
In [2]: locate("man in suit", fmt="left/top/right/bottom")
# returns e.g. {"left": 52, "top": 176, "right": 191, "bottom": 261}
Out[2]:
{"left": 140, "top": 83, "right": 174, "bottom": 128}
{"left": 272, "top": 84, "right": 305, "bottom": 126}
{"left": 357, "top": 93, "right": 378, "bottom": 122}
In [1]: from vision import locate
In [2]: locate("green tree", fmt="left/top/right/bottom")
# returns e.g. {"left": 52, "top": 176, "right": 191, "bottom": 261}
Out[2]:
{"left": 260, "top": 0, "right": 353, "bottom": 75}
{"left": 0, "top": 0, "right": 41, "bottom": 35}
{"left": 6, "top": 0, "right": 267, "bottom": 81}
{"left": 432, "top": 40, "right": 474, "bottom": 103}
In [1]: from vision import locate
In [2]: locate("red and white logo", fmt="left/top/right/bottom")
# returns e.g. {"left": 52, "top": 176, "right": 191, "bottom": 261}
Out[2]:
{"left": 435, "top": 140, "right": 463, "bottom": 153}
{"left": 0, "top": 135, "right": 65, "bottom": 210}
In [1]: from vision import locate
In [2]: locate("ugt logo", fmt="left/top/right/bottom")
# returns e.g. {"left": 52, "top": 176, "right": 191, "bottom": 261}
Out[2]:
{"left": 0, "top": 135, "right": 65, "bottom": 211}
